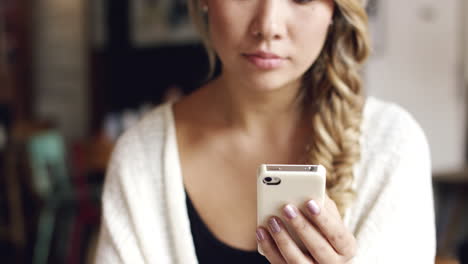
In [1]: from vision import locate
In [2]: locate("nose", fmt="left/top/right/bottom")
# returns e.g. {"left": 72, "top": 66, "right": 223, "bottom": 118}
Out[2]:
{"left": 249, "top": 0, "right": 286, "bottom": 41}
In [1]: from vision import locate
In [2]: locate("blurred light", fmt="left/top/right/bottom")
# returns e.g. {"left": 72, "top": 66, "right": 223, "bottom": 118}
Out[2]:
{"left": 0, "top": 124, "right": 6, "bottom": 150}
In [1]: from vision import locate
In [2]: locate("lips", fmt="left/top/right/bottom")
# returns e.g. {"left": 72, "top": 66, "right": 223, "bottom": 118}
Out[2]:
{"left": 243, "top": 51, "right": 286, "bottom": 70}
{"left": 247, "top": 51, "right": 282, "bottom": 59}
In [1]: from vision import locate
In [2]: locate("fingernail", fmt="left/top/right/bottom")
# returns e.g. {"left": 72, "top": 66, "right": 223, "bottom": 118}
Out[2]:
{"left": 307, "top": 200, "right": 321, "bottom": 215}
{"left": 256, "top": 228, "right": 265, "bottom": 241}
{"left": 283, "top": 204, "right": 298, "bottom": 219}
{"left": 268, "top": 217, "right": 281, "bottom": 233}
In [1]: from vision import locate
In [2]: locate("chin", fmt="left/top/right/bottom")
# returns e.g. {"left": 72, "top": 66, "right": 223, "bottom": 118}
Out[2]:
{"left": 222, "top": 63, "right": 303, "bottom": 93}
{"left": 249, "top": 79, "right": 289, "bottom": 93}
{"left": 241, "top": 71, "right": 301, "bottom": 93}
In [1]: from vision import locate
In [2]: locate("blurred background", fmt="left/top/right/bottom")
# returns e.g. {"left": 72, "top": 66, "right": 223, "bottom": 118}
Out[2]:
{"left": 0, "top": 0, "right": 467, "bottom": 263}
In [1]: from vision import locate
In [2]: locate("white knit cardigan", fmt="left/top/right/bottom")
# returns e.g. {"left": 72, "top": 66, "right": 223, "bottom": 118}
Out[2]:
{"left": 94, "top": 96, "right": 436, "bottom": 263}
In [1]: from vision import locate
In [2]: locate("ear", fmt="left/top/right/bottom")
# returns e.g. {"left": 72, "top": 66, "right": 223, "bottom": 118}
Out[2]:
{"left": 200, "top": 1, "right": 209, "bottom": 13}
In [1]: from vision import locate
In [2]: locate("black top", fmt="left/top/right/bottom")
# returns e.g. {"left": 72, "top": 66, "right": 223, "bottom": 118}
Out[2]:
{"left": 185, "top": 191, "right": 269, "bottom": 264}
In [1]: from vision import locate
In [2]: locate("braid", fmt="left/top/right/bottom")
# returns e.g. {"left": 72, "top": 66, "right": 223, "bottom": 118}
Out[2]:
{"left": 304, "top": 2, "right": 370, "bottom": 217}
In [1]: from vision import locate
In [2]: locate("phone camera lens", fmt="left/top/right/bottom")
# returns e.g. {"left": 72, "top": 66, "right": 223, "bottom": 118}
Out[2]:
{"left": 265, "top": 177, "right": 272, "bottom": 182}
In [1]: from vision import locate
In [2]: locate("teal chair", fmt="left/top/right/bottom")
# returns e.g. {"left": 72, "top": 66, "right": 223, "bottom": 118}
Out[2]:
{"left": 27, "top": 130, "right": 75, "bottom": 264}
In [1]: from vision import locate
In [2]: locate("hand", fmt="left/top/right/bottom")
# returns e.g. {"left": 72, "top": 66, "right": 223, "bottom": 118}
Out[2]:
{"left": 256, "top": 195, "right": 356, "bottom": 264}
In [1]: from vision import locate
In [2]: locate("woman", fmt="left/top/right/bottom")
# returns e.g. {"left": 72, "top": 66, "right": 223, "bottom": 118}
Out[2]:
{"left": 95, "top": 0, "right": 436, "bottom": 263}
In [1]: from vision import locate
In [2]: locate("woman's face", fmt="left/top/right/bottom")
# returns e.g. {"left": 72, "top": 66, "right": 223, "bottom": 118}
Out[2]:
{"left": 205, "top": 0, "right": 335, "bottom": 92}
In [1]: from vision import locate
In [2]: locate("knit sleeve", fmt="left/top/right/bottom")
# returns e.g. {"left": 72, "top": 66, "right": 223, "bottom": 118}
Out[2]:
{"left": 93, "top": 105, "right": 176, "bottom": 264}
{"left": 93, "top": 133, "right": 147, "bottom": 264}
{"left": 352, "top": 108, "right": 436, "bottom": 263}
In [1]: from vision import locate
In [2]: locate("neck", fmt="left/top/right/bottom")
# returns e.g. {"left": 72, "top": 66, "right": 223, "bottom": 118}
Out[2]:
{"left": 209, "top": 73, "right": 307, "bottom": 135}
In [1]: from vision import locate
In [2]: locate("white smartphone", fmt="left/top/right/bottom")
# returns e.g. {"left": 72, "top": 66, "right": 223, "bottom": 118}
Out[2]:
{"left": 257, "top": 164, "right": 326, "bottom": 255}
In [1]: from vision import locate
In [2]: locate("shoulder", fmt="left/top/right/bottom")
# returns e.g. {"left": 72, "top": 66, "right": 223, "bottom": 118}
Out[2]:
{"left": 108, "top": 102, "right": 171, "bottom": 172}
{"left": 354, "top": 96, "right": 431, "bottom": 191}
{"left": 98, "top": 103, "right": 176, "bottom": 262}
{"left": 361, "top": 96, "right": 429, "bottom": 161}
{"left": 345, "top": 96, "right": 432, "bottom": 225}
{"left": 346, "top": 97, "right": 436, "bottom": 259}
{"left": 102, "top": 102, "right": 173, "bottom": 207}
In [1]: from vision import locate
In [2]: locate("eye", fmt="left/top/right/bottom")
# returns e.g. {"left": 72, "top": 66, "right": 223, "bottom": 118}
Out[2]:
{"left": 293, "top": 0, "right": 314, "bottom": 4}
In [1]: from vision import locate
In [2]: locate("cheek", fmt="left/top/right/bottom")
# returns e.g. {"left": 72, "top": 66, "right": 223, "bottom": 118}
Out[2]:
{"left": 296, "top": 24, "right": 330, "bottom": 57}
{"left": 293, "top": 11, "right": 332, "bottom": 68}
{"left": 208, "top": 5, "right": 247, "bottom": 56}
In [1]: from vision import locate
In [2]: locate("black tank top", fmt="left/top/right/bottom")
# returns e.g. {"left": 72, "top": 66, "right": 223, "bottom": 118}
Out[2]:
{"left": 185, "top": 191, "right": 270, "bottom": 263}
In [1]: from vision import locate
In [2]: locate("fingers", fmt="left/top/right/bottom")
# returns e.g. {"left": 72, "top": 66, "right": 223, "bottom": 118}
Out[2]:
{"left": 256, "top": 227, "right": 286, "bottom": 264}
{"left": 258, "top": 217, "right": 312, "bottom": 264}
{"left": 303, "top": 197, "right": 357, "bottom": 259}
{"left": 269, "top": 217, "right": 313, "bottom": 264}
{"left": 282, "top": 204, "right": 341, "bottom": 264}
{"left": 257, "top": 196, "right": 357, "bottom": 264}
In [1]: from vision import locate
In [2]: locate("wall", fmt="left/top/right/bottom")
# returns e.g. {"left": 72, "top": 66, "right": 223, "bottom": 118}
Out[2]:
{"left": 33, "top": 0, "right": 88, "bottom": 140}
{"left": 465, "top": 0, "right": 468, "bottom": 85}
{"left": 365, "top": 0, "right": 466, "bottom": 174}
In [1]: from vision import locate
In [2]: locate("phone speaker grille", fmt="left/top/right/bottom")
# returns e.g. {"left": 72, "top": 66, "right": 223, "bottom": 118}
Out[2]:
{"left": 266, "top": 165, "right": 319, "bottom": 172}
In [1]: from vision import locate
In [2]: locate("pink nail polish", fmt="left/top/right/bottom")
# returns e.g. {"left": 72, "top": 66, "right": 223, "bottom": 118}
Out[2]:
{"left": 268, "top": 218, "right": 281, "bottom": 233}
{"left": 256, "top": 228, "right": 265, "bottom": 241}
{"left": 307, "top": 200, "right": 321, "bottom": 215}
{"left": 284, "top": 204, "right": 297, "bottom": 219}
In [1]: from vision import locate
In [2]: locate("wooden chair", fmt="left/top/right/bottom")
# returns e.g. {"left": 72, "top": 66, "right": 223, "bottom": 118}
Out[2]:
{"left": 436, "top": 256, "right": 460, "bottom": 264}
{"left": 27, "top": 130, "right": 76, "bottom": 264}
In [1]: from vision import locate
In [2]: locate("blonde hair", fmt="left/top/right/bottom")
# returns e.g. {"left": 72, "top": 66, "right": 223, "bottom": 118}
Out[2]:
{"left": 188, "top": 0, "right": 371, "bottom": 217}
